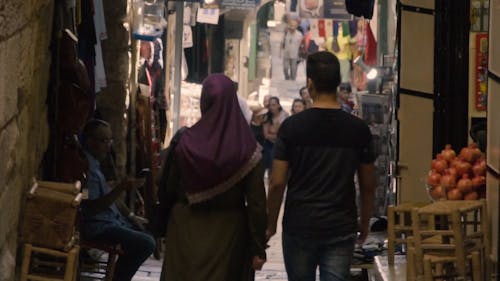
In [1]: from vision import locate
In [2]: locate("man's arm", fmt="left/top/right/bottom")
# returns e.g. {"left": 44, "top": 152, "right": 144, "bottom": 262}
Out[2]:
{"left": 83, "top": 178, "right": 139, "bottom": 216}
{"left": 266, "top": 159, "right": 289, "bottom": 239}
{"left": 357, "top": 163, "right": 377, "bottom": 244}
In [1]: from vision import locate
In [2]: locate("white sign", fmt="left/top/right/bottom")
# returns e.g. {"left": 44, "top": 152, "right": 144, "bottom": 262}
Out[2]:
{"left": 197, "top": 8, "right": 219, "bottom": 25}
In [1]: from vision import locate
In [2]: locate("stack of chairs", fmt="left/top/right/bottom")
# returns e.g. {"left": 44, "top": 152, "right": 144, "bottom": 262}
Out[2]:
{"left": 20, "top": 179, "right": 82, "bottom": 281}
{"left": 409, "top": 200, "right": 489, "bottom": 281}
{"left": 387, "top": 202, "right": 430, "bottom": 265}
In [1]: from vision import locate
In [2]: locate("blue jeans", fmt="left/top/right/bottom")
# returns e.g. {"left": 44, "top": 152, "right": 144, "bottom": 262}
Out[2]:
{"left": 88, "top": 224, "right": 156, "bottom": 281}
{"left": 282, "top": 232, "right": 356, "bottom": 281}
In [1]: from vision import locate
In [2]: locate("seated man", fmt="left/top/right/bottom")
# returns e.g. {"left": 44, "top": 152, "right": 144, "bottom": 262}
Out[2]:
{"left": 80, "top": 119, "right": 155, "bottom": 281}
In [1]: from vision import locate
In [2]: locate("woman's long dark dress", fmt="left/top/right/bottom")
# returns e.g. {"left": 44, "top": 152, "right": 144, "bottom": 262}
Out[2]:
{"left": 160, "top": 158, "right": 267, "bottom": 281}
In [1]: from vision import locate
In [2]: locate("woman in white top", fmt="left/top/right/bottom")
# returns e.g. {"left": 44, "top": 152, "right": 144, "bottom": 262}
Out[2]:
{"left": 263, "top": 97, "right": 289, "bottom": 177}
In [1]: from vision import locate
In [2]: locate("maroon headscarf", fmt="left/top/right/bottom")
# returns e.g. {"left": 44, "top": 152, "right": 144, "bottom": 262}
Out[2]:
{"left": 175, "top": 74, "right": 262, "bottom": 204}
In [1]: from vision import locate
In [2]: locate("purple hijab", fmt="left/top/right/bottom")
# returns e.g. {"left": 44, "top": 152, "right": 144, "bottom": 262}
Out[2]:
{"left": 175, "top": 74, "right": 262, "bottom": 204}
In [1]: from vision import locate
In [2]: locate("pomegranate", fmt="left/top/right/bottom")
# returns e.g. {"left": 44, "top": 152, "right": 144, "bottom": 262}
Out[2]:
{"left": 455, "top": 159, "right": 472, "bottom": 177}
{"left": 464, "top": 191, "right": 478, "bottom": 200}
{"left": 441, "top": 144, "right": 456, "bottom": 163}
{"left": 431, "top": 155, "right": 448, "bottom": 173}
{"left": 426, "top": 170, "right": 442, "bottom": 186}
{"left": 446, "top": 167, "right": 458, "bottom": 179}
{"left": 471, "top": 176, "right": 486, "bottom": 190}
{"left": 440, "top": 172, "right": 457, "bottom": 189}
{"left": 460, "top": 143, "right": 482, "bottom": 163}
{"left": 469, "top": 143, "right": 483, "bottom": 161}
{"left": 447, "top": 188, "right": 463, "bottom": 200}
{"left": 429, "top": 185, "right": 445, "bottom": 200}
{"left": 472, "top": 159, "right": 487, "bottom": 176}
{"left": 457, "top": 174, "right": 473, "bottom": 194}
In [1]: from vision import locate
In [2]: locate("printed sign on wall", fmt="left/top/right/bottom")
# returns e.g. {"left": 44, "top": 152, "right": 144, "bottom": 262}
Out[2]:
{"left": 197, "top": 8, "right": 219, "bottom": 25}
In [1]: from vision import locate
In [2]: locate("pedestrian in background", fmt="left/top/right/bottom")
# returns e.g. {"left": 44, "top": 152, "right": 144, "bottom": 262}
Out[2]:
{"left": 266, "top": 52, "right": 376, "bottom": 281}
{"left": 337, "top": 82, "right": 356, "bottom": 114}
{"left": 251, "top": 106, "right": 269, "bottom": 148}
{"left": 263, "top": 96, "right": 288, "bottom": 181}
{"left": 299, "top": 86, "right": 313, "bottom": 109}
{"left": 159, "top": 74, "right": 267, "bottom": 281}
{"left": 281, "top": 18, "right": 303, "bottom": 80}
{"left": 291, "top": 98, "right": 306, "bottom": 115}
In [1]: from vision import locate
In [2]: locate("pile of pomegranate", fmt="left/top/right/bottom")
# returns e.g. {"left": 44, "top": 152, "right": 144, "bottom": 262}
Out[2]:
{"left": 426, "top": 143, "right": 486, "bottom": 201}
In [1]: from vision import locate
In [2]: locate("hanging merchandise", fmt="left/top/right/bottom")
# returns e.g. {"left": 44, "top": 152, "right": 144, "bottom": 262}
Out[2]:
{"left": 93, "top": 0, "right": 107, "bottom": 40}
{"left": 364, "top": 22, "right": 377, "bottom": 66}
{"left": 345, "top": 0, "right": 374, "bottom": 19}
{"left": 132, "top": 0, "right": 167, "bottom": 41}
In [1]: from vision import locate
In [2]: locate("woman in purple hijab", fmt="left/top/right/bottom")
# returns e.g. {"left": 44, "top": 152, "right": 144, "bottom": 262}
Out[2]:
{"left": 160, "top": 74, "right": 267, "bottom": 281}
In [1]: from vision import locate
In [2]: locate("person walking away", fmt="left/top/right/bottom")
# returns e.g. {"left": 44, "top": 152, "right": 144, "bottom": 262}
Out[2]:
{"left": 281, "top": 19, "right": 303, "bottom": 80}
{"left": 266, "top": 51, "right": 377, "bottom": 281}
{"left": 80, "top": 119, "right": 156, "bottom": 281}
{"left": 159, "top": 74, "right": 267, "bottom": 281}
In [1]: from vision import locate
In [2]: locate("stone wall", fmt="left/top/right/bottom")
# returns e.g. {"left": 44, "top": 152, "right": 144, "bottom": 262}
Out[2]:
{"left": 0, "top": 0, "right": 53, "bottom": 280}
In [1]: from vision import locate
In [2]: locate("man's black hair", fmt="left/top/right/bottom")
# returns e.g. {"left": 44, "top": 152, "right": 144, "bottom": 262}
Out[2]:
{"left": 306, "top": 51, "right": 341, "bottom": 93}
{"left": 81, "top": 119, "right": 110, "bottom": 147}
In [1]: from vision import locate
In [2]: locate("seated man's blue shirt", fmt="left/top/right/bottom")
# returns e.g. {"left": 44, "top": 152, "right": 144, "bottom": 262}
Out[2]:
{"left": 81, "top": 151, "right": 130, "bottom": 238}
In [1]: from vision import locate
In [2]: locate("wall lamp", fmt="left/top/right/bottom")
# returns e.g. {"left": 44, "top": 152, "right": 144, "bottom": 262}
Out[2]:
{"left": 353, "top": 55, "right": 378, "bottom": 80}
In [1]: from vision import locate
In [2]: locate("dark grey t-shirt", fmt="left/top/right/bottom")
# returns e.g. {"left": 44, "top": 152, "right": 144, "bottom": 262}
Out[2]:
{"left": 274, "top": 108, "right": 375, "bottom": 239}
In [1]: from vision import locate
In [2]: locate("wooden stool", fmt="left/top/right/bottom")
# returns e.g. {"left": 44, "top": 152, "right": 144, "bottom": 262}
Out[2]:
{"left": 406, "top": 235, "right": 443, "bottom": 281}
{"left": 79, "top": 241, "right": 123, "bottom": 281}
{"left": 20, "top": 243, "right": 79, "bottom": 281}
{"left": 387, "top": 202, "right": 429, "bottom": 265}
{"left": 423, "top": 251, "right": 482, "bottom": 281}
{"left": 411, "top": 200, "right": 489, "bottom": 280}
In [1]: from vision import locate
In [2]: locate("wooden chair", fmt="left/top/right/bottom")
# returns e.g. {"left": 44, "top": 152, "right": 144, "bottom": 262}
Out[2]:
{"left": 411, "top": 200, "right": 489, "bottom": 280}
{"left": 79, "top": 241, "right": 123, "bottom": 281}
{"left": 423, "top": 251, "right": 482, "bottom": 281}
{"left": 387, "top": 202, "right": 429, "bottom": 265}
{"left": 20, "top": 180, "right": 82, "bottom": 281}
{"left": 20, "top": 244, "right": 79, "bottom": 281}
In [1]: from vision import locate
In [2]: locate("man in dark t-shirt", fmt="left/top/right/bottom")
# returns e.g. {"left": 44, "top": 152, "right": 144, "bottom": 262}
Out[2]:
{"left": 266, "top": 52, "right": 377, "bottom": 281}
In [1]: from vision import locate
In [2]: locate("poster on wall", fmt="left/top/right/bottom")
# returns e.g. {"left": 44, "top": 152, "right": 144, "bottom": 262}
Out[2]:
{"left": 475, "top": 33, "right": 488, "bottom": 111}
{"left": 197, "top": 8, "right": 219, "bottom": 25}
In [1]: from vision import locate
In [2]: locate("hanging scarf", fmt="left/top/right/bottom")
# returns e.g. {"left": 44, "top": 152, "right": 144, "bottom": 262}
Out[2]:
{"left": 175, "top": 74, "right": 262, "bottom": 204}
